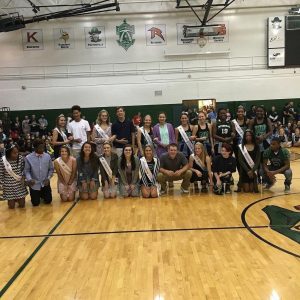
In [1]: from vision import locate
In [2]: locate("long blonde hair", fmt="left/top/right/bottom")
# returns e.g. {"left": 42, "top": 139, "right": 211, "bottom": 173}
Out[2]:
{"left": 194, "top": 142, "right": 207, "bottom": 165}
{"left": 96, "top": 109, "right": 110, "bottom": 125}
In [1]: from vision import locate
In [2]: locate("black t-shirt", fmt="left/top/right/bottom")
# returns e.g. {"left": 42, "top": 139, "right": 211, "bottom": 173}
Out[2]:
{"left": 212, "top": 155, "right": 236, "bottom": 173}
{"left": 111, "top": 119, "right": 135, "bottom": 148}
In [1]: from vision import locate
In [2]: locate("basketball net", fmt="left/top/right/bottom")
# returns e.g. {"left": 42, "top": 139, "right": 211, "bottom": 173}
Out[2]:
{"left": 197, "top": 33, "right": 207, "bottom": 48}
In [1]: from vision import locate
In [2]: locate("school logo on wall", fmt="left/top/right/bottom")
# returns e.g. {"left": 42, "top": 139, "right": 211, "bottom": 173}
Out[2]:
{"left": 145, "top": 24, "right": 167, "bottom": 46}
{"left": 116, "top": 19, "right": 135, "bottom": 51}
{"left": 268, "top": 16, "right": 285, "bottom": 48}
{"left": 22, "top": 29, "right": 43, "bottom": 50}
{"left": 53, "top": 28, "right": 75, "bottom": 49}
{"left": 268, "top": 48, "right": 285, "bottom": 67}
{"left": 85, "top": 26, "right": 106, "bottom": 48}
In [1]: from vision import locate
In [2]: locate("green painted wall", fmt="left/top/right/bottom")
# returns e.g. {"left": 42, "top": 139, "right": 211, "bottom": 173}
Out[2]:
{"left": 2, "top": 98, "right": 300, "bottom": 129}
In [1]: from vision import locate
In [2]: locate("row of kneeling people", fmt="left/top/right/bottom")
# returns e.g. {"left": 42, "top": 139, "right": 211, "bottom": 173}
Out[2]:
{"left": 0, "top": 134, "right": 293, "bottom": 208}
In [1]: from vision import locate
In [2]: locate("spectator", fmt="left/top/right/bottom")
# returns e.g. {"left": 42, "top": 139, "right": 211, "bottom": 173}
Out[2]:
{"left": 268, "top": 106, "right": 279, "bottom": 123}
{"left": 22, "top": 115, "right": 31, "bottom": 135}
{"left": 30, "top": 115, "right": 40, "bottom": 137}
{"left": 38, "top": 114, "right": 48, "bottom": 136}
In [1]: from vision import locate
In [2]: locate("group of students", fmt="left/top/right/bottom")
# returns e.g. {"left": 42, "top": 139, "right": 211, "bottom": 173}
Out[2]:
{"left": 0, "top": 104, "right": 294, "bottom": 209}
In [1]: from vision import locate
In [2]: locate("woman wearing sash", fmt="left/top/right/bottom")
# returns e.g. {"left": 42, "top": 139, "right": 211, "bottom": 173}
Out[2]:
{"left": 118, "top": 145, "right": 140, "bottom": 197}
{"left": 212, "top": 108, "right": 235, "bottom": 155}
{"left": 232, "top": 106, "right": 249, "bottom": 192}
{"left": 175, "top": 112, "right": 196, "bottom": 159}
{"left": 153, "top": 112, "right": 175, "bottom": 159}
{"left": 54, "top": 146, "right": 77, "bottom": 201}
{"left": 189, "top": 142, "right": 213, "bottom": 193}
{"left": 99, "top": 142, "right": 118, "bottom": 198}
{"left": 237, "top": 130, "right": 260, "bottom": 193}
{"left": 77, "top": 142, "right": 100, "bottom": 200}
{"left": 137, "top": 115, "right": 154, "bottom": 157}
{"left": 192, "top": 111, "right": 214, "bottom": 156}
{"left": 0, "top": 144, "right": 28, "bottom": 209}
{"left": 52, "top": 114, "right": 72, "bottom": 159}
{"left": 91, "top": 109, "right": 113, "bottom": 156}
{"left": 249, "top": 106, "right": 272, "bottom": 183}
{"left": 139, "top": 145, "right": 160, "bottom": 198}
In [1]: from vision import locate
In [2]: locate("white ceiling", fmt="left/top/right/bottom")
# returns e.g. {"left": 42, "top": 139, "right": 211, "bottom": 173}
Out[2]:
{"left": 0, "top": 0, "right": 300, "bottom": 19}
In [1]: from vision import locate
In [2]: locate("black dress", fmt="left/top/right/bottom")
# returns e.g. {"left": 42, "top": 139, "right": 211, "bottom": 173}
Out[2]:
{"left": 53, "top": 129, "right": 65, "bottom": 159}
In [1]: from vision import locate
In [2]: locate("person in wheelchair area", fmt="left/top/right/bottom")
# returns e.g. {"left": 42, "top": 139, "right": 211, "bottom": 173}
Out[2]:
{"left": 212, "top": 143, "right": 236, "bottom": 195}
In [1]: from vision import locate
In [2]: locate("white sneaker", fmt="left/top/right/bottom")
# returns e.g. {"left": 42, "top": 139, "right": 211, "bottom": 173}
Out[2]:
{"left": 180, "top": 187, "right": 189, "bottom": 194}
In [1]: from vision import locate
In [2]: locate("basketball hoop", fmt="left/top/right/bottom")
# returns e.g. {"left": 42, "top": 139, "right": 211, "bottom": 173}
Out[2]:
{"left": 197, "top": 33, "right": 207, "bottom": 48}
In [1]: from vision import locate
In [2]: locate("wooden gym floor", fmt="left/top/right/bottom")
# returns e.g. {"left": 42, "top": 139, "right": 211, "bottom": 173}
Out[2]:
{"left": 0, "top": 150, "right": 300, "bottom": 299}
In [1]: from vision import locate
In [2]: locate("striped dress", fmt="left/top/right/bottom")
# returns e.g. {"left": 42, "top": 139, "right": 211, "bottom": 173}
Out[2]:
{"left": 0, "top": 155, "right": 28, "bottom": 200}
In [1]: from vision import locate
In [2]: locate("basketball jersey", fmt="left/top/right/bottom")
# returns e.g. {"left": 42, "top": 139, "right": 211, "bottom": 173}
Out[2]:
{"left": 196, "top": 123, "right": 210, "bottom": 143}
{"left": 216, "top": 120, "right": 232, "bottom": 139}
{"left": 178, "top": 125, "right": 193, "bottom": 142}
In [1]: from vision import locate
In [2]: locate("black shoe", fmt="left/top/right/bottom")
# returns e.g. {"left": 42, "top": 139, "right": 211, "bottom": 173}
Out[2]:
{"left": 201, "top": 186, "right": 208, "bottom": 193}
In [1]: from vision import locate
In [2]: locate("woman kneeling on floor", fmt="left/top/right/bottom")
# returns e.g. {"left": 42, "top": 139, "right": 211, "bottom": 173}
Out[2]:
{"left": 118, "top": 144, "right": 140, "bottom": 197}
{"left": 139, "top": 145, "right": 160, "bottom": 198}
{"left": 77, "top": 142, "right": 100, "bottom": 200}
{"left": 54, "top": 146, "right": 77, "bottom": 201}
{"left": 189, "top": 142, "right": 213, "bottom": 193}
{"left": 99, "top": 142, "right": 118, "bottom": 198}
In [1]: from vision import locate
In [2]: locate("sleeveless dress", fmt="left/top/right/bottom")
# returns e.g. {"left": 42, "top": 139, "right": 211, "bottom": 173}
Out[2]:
{"left": 178, "top": 125, "right": 193, "bottom": 158}
{"left": 214, "top": 120, "right": 232, "bottom": 154}
{"left": 0, "top": 155, "right": 28, "bottom": 200}
{"left": 196, "top": 123, "right": 212, "bottom": 156}
{"left": 55, "top": 157, "right": 77, "bottom": 196}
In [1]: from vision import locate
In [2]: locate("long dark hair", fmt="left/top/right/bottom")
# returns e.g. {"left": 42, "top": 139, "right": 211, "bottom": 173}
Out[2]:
{"left": 120, "top": 144, "right": 136, "bottom": 170}
{"left": 79, "top": 142, "right": 99, "bottom": 171}
{"left": 242, "top": 129, "right": 258, "bottom": 150}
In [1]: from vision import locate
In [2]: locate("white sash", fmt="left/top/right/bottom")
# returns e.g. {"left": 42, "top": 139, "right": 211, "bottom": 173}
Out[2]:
{"left": 2, "top": 156, "right": 22, "bottom": 181}
{"left": 57, "top": 157, "right": 72, "bottom": 176}
{"left": 191, "top": 154, "right": 205, "bottom": 170}
{"left": 95, "top": 124, "right": 109, "bottom": 140}
{"left": 140, "top": 157, "right": 154, "bottom": 182}
{"left": 99, "top": 156, "right": 113, "bottom": 179}
{"left": 54, "top": 127, "right": 68, "bottom": 142}
{"left": 140, "top": 127, "right": 153, "bottom": 146}
{"left": 232, "top": 119, "right": 244, "bottom": 139}
{"left": 238, "top": 144, "right": 255, "bottom": 169}
{"left": 178, "top": 125, "right": 194, "bottom": 154}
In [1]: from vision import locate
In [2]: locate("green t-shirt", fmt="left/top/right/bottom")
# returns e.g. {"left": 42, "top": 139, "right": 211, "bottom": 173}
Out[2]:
{"left": 263, "top": 147, "right": 290, "bottom": 168}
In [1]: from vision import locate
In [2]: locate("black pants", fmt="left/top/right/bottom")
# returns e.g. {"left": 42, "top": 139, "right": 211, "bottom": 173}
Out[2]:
{"left": 29, "top": 186, "right": 52, "bottom": 206}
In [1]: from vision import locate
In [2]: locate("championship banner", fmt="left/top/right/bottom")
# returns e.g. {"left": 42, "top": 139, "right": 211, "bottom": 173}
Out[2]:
{"left": 22, "top": 29, "right": 44, "bottom": 50}
{"left": 177, "top": 23, "right": 197, "bottom": 44}
{"left": 54, "top": 28, "right": 75, "bottom": 49}
{"left": 85, "top": 26, "right": 106, "bottom": 48}
{"left": 268, "top": 16, "right": 285, "bottom": 49}
{"left": 145, "top": 24, "right": 167, "bottom": 46}
{"left": 268, "top": 48, "right": 285, "bottom": 67}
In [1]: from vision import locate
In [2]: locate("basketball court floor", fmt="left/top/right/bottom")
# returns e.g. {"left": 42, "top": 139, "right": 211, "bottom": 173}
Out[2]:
{"left": 0, "top": 150, "right": 299, "bottom": 299}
